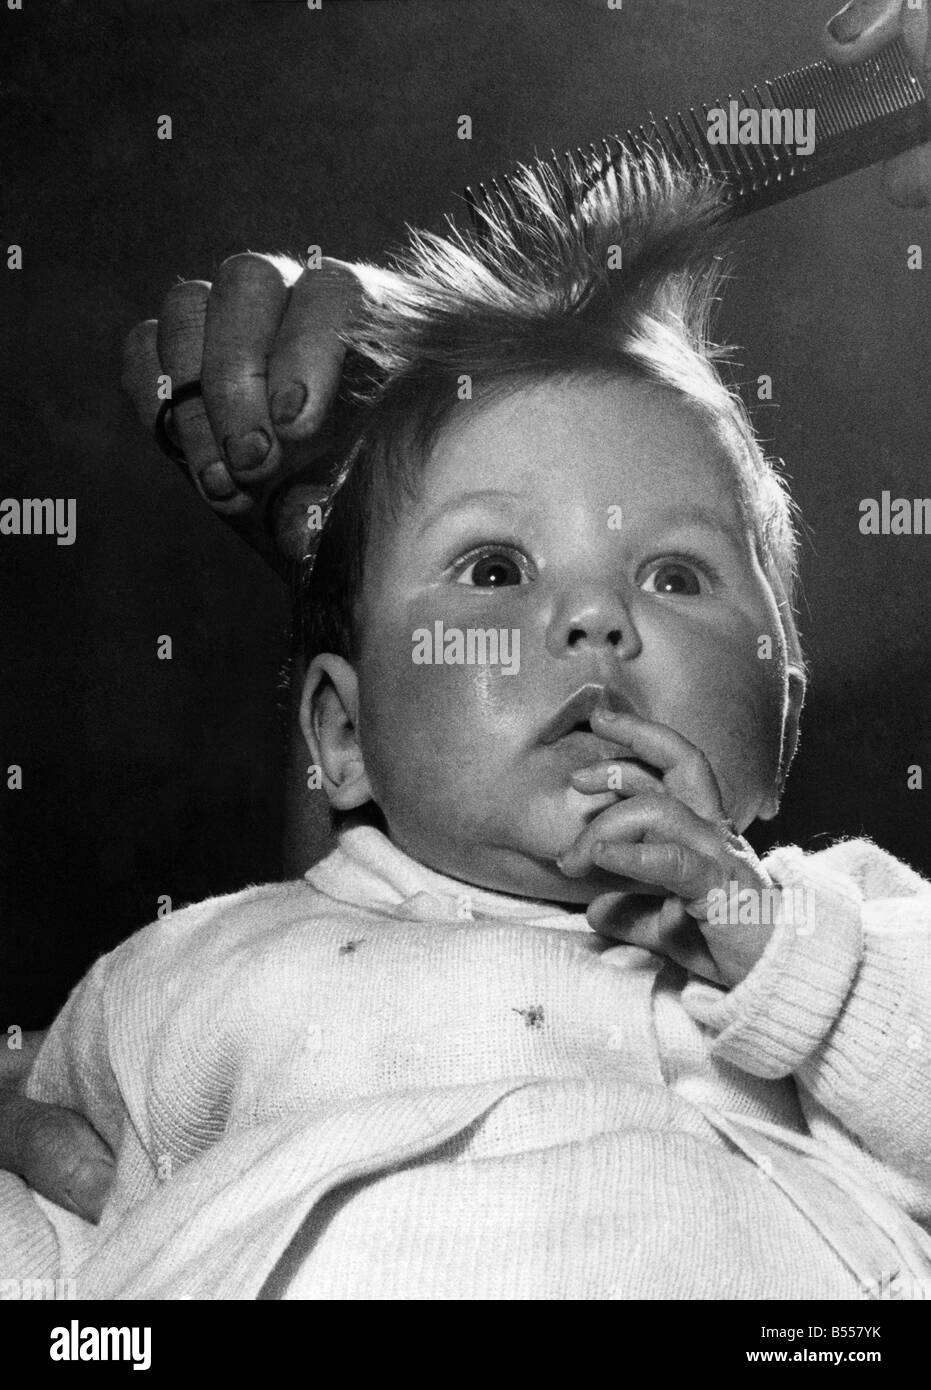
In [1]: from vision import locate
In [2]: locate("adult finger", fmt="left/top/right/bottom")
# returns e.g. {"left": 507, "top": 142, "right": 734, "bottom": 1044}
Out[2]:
{"left": 123, "top": 312, "right": 244, "bottom": 507}
{"left": 823, "top": 0, "right": 931, "bottom": 205}
{"left": 121, "top": 319, "right": 163, "bottom": 433}
{"left": 266, "top": 258, "right": 365, "bottom": 441}
{"left": 266, "top": 479, "right": 332, "bottom": 564}
{"left": 822, "top": 0, "right": 903, "bottom": 59}
{"left": 885, "top": 0, "right": 931, "bottom": 205}
{"left": 157, "top": 280, "right": 251, "bottom": 512}
{"left": 0, "top": 1095, "right": 114, "bottom": 1224}
{"left": 202, "top": 253, "right": 296, "bottom": 484}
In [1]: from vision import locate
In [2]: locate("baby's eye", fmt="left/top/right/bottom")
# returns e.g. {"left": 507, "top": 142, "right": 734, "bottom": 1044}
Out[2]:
{"left": 639, "top": 560, "right": 704, "bottom": 597}
{"left": 454, "top": 547, "right": 529, "bottom": 588}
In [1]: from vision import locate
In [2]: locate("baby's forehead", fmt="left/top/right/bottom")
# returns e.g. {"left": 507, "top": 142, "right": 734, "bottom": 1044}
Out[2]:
{"left": 400, "top": 375, "right": 756, "bottom": 528}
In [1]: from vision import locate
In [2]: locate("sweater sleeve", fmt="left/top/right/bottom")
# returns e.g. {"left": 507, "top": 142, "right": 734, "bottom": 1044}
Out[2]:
{"left": 0, "top": 951, "right": 118, "bottom": 1285}
{"left": 2, "top": 887, "right": 267, "bottom": 1286}
{"left": 681, "top": 839, "right": 931, "bottom": 1217}
{"left": 22, "top": 951, "right": 128, "bottom": 1150}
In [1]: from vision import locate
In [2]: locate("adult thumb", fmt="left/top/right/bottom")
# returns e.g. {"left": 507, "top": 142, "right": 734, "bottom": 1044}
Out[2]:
{"left": 823, "top": 0, "right": 931, "bottom": 206}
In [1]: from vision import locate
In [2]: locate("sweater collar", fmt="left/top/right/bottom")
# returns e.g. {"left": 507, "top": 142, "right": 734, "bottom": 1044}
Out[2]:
{"left": 304, "top": 824, "right": 591, "bottom": 932}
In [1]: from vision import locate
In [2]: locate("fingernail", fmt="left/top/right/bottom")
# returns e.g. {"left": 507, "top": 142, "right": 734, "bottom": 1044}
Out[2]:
{"left": 827, "top": 3, "right": 862, "bottom": 43}
{"left": 201, "top": 462, "right": 238, "bottom": 500}
{"left": 223, "top": 429, "right": 271, "bottom": 474}
{"left": 271, "top": 382, "right": 307, "bottom": 426}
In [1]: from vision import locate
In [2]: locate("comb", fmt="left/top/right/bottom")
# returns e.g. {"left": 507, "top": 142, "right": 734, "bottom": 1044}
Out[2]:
{"left": 463, "top": 37, "right": 931, "bottom": 230}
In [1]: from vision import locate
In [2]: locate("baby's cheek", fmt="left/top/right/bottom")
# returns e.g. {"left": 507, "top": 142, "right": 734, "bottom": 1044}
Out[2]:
{"left": 650, "top": 622, "right": 786, "bottom": 803}
{"left": 703, "top": 650, "right": 787, "bottom": 812}
{"left": 359, "top": 637, "right": 522, "bottom": 802}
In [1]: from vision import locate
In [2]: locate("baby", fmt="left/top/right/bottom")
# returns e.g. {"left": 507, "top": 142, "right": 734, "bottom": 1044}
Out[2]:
{"left": 5, "top": 155, "right": 931, "bottom": 1300}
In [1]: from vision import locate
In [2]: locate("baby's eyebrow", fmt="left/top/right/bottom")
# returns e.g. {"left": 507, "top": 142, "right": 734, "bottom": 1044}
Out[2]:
{"left": 648, "top": 503, "right": 749, "bottom": 550}
{"left": 414, "top": 493, "right": 750, "bottom": 552}
{"left": 416, "top": 489, "right": 524, "bottom": 538}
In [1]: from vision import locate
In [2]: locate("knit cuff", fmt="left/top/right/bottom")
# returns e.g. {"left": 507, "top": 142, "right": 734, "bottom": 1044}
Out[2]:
{"left": 681, "top": 845, "right": 864, "bottom": 1078}
{"left": 0, "top": 1173, "right": 60, "bottom": 1287}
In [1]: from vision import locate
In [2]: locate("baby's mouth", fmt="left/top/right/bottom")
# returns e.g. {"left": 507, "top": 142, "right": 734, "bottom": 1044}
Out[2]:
{"left": 540, "top": 684, "right": 633, "bottom": 746}
{"left": 538, "top": 685, "right": 639, "bottom": 767}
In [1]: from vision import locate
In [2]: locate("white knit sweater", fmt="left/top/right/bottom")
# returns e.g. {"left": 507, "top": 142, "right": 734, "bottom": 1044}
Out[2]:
{"left": 4, "top": 828, "right": 931, "bottom": 1300}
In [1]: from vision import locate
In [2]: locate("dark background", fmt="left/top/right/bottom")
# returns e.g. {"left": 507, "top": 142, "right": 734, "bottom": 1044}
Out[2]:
{"left": 2, "top": 0, "right": 929, "bottom": 1027}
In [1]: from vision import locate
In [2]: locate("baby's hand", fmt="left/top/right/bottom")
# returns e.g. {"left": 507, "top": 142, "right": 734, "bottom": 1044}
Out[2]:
{"left": 557, "top": 710, "right": 776, "bottom": 988}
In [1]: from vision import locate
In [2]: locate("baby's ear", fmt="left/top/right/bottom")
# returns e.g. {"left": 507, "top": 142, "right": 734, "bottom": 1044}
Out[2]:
{"left": 299, "top": 654, "right": 373, "bottom": 810}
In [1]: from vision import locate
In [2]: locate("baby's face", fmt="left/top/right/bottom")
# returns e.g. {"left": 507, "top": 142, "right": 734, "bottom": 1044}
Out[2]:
{"left": 352, "top": 374, "right": 793, "bottom": 902}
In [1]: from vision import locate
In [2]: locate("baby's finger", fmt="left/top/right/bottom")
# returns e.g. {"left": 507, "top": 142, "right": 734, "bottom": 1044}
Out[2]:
{"left": 570, "top": 759, "right": 665, "bottom": 798}
{"left": 157, "top": 280, "right": 250, "bottom": 512}
{"left": 0, "top": 1094, "right": 114, "bottom": 1224}
{"left": 202, "top": 253, "right": 294, "bottom": 484}
{"left": 558, "top": 792, "right": 715, "bottom": 878}
{"left": 588, "top": 709, "right": 725, "bottom": 820}
{"left": 587, "top": 892, "right": 724, "bottom": 984}
{"left": 587, "top": 839, "right": 719, "bottom": 904}
{"left": 268, "top": 258, "right": 366, "bottom": 441}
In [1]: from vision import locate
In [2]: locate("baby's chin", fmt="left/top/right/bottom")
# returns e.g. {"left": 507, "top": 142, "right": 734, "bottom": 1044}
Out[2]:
{"left": 479, "top": 785, "right": 621, "bottom": 902}
{"left": 382, "top": 786, "right": 625, "bottom": 904}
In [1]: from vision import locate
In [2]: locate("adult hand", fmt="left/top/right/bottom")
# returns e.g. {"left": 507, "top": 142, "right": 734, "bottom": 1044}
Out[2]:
{"left": 0, "top": 1030, "right": 114, "bottom": 1223}
{"left": 122, "top": 255, "right": 396, "bottom": 565}
{"left": 823, "top": 0, "right": 931, "bottom": 206}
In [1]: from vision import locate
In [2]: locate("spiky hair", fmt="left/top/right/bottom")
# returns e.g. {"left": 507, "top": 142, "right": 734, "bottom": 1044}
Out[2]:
{"left": 298, "top": 151, "right": 803, "bottom": 674}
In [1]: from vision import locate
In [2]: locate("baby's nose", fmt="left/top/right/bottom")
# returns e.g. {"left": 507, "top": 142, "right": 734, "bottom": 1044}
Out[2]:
{"left": 547, "top": 591, "right": 642, "bottom": 659}
{"left": 567, "top": 622, "right": 622, "bottom": 649}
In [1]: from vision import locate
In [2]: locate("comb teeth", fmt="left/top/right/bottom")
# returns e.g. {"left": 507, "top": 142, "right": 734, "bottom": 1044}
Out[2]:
{"left": 463, "top": 36, "right": 931, "bottom": 232}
